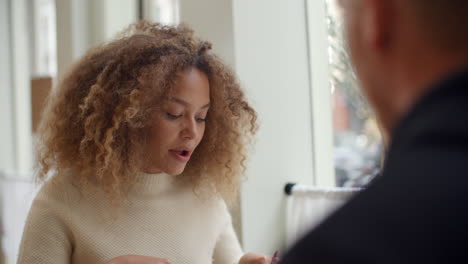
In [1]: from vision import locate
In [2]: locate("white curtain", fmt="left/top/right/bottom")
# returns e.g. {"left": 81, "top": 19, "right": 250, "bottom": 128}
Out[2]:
{"left": 0, "top": 170, "right": 37, "bottom": 264}
{"left": 285, "top": 185, "right": 361, "bottom": 248}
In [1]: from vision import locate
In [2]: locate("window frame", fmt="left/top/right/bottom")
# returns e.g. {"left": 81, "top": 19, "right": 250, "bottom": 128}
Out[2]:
{"left": 305, "top": 0, "right": 336, "bottom": 186}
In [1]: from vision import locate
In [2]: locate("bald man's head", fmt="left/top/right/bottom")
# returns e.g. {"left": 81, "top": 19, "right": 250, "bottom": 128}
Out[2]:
{"left": 403, "top": 0, "right": 468, "bottom": 52}
{"left": 339, "top": 0, "right": 468, "bottom": 52}
{"left": 339, "top": 0, "right": 468, "bottom": 136}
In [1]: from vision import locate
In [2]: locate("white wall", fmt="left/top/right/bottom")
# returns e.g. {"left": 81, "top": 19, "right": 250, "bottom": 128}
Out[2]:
{"left": 0, "top": 0, "right": 16, "bottom": 171}
{"left": 56, "top": 0, "right": 138, "bottom": 78}
{"left": 233, "top": 0, "right": 315, "bottom": 254}
{"left": 55, "top": 0, "right": 89, "bottom": 79}
{"left": 179, "top": 0, "right": 236, "bottom": 68}
{"left": 88, "top": 0, "right": 138, "bottom": 47}
{"left": 102, "top": 0, "right": 138, "bottom": 41}
{"left": 10, "top": 0, "right": 33, "bottom": 173}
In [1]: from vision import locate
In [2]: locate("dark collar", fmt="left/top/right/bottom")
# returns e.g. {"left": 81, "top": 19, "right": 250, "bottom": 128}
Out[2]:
{"left": 388, "top": 67, "right": 468, "bottom": 152}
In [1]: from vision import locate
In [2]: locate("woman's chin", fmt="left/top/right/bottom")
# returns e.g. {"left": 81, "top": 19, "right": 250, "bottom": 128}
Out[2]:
{"left": 165, "top": 166, "right": 186, "bottom": 176}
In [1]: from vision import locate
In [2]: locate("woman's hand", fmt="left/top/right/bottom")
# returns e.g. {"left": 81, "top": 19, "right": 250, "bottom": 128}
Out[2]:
{"left": 105, "top": 255, "right": 172, "bottom": 264}
{"left": 239, "top": 252, "right": 273, "bottom": 264}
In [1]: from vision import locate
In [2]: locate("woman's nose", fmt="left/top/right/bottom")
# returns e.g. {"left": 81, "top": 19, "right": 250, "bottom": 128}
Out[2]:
{"left": 181, "top": 118, "right": 197, "bottom": 139}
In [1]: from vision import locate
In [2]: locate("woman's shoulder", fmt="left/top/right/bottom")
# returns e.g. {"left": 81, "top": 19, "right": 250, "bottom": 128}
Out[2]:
{"left": 35, "top": 170, "right": 81, "bottom": 205}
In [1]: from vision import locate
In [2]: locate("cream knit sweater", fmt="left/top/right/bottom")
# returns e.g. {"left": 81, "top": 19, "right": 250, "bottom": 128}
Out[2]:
{"left": 17, "top": 172, "right": 243, "bottom": 264}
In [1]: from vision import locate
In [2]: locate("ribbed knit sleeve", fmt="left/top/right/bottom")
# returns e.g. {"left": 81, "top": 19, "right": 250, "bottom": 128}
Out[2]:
{"left": 212, "top": 203, "right": 243, "bottom": 264}
{"left": 17, "top": 179, "right": 73, "bottom": 264}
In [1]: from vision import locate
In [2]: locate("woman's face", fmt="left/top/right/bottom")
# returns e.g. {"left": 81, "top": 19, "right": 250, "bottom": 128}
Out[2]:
{"left": 144, "top": 68, "right": 210, "bottom": 175}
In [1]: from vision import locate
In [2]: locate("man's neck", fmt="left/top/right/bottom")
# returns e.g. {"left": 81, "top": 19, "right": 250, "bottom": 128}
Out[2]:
{"left": 388, "top": 50, "right": 468, "bottom": 134}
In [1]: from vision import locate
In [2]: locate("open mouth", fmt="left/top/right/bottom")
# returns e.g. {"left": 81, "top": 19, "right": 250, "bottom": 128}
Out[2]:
{"left": 173, "top": 150, "right": 190, "bottom": 156}
{"left": 170, "top": 149, "right": 192, "bottom": 161}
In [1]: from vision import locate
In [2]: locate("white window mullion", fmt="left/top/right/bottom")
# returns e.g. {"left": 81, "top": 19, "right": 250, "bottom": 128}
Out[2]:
{"left": 0, "top": 0, "right": 17, "bottom": 171}
{"left": 11, "top": 0, "right": 33, "bottom": 173}
{"left": 305, "top": 0, "right": 335, "bottom": 187}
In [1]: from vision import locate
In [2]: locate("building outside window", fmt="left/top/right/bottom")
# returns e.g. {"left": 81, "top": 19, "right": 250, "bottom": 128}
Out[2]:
{"left": 325, "top": 0, "right": 383, "bottom": 187}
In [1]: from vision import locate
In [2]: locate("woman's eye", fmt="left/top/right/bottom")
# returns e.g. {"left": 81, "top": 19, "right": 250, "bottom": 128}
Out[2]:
{"left": 166, "top": 113, "right": 182, "bottom": 120}
{"left": 196, "top": 117, "right": 207, "bottom": 122}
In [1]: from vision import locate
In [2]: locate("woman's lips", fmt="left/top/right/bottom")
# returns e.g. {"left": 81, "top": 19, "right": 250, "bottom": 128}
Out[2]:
{"left": 169, "top": 149, "right": 191, "bottom": 162}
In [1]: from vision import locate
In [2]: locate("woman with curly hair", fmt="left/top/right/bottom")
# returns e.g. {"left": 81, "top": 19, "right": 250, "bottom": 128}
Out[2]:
{"left": 17, "top": 21, "right": 270, "bottom": 264}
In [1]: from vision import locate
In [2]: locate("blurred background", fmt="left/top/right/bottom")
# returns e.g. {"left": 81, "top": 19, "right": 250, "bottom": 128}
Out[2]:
{"left": 0, "top": 0, "right": 382, "bottom": 263}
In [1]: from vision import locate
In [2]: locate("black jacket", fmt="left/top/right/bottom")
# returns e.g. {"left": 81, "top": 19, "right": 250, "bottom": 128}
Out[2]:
{"left": 282, "top": 68, "right": 468, "bottom": 263}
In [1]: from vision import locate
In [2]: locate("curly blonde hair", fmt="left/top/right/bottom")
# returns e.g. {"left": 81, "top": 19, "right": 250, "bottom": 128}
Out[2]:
{"left": 36, "top": 21, "right": 257, "bottom": 205}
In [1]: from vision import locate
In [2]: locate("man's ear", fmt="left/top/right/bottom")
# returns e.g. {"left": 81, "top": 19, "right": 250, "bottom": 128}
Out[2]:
{"left": 361, "top": 0, "right": 394, "bottom": 53}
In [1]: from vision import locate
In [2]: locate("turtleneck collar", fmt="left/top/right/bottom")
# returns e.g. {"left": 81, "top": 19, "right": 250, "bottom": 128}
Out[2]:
{"left": 130, "top": 172, "right": 184, "bottom": 197}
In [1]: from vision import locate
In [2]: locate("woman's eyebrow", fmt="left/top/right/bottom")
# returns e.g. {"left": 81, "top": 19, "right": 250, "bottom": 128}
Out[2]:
{"left": 170, "top": 97, "right": 210, "bottom": 109}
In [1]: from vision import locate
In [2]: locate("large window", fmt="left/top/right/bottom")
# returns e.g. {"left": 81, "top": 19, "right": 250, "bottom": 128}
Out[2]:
{"left": 307, "top": 0, "right": 383, "bottom": 187}
{"left": 326, "top": 0, "right": 383, "bottom": 187}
